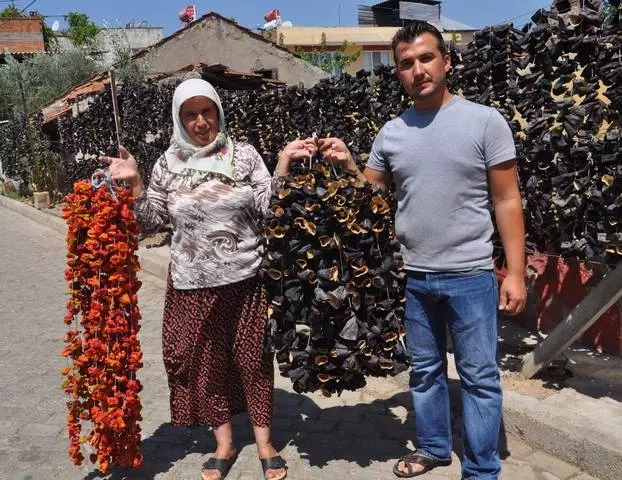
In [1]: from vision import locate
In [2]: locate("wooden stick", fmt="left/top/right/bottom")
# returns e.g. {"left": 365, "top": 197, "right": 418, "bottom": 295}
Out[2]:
{"left": 521, "top": 264, "right": 622, "bottom": 379}
{"left": 108, "top": 70, "right": 122, "bottom": 152}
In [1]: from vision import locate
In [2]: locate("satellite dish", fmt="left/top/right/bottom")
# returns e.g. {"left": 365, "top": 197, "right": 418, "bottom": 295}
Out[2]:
{"left": 51, "top": 20, "right": 60, "bottom": 32}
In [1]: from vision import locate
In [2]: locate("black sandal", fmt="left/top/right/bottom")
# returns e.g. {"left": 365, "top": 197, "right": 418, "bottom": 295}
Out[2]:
{"left": 392, "top": 451, "right": 451, "bottom": 478}
{"left": 201, "top": 454, "right": 238, "bottom": 480}
{"left": 260, "top": 455, "right": 288, "bottom": 480}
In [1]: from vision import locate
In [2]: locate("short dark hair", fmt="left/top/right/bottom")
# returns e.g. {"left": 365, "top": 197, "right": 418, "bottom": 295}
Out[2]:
{"left": 391, "top": 21, "right": 447, "bottom": 62}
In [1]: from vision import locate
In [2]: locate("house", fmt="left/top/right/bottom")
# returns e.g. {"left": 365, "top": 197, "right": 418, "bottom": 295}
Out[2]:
{"left": 129, "top": 12, "right": 328, "bottom": 87}
{"left": 54, "top": 24, "right": 164, "bottom": 69}
{"left": 0, "top": 16, "right": 45, "bottom": 60}
{"left": 269, "top": 0, "right": 478, "bottom": 76}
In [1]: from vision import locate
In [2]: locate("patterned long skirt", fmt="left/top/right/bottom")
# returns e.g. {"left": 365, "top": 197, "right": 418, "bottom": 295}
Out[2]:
{"left": 162, "top": 275, "right": 274, "bottom": 428}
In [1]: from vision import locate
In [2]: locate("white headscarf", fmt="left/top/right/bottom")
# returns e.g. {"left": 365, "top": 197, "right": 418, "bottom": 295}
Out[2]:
{"left": 164, "top": 78, "right": 235, "bottom": 180}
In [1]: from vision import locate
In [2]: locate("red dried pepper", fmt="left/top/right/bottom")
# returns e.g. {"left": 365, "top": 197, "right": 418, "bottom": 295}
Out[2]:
{"left": 61, "top": 180, "right": 144, "bottom": 474}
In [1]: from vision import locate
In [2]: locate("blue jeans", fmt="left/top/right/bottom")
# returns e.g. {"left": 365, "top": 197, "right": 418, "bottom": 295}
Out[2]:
{"left": 404, "top": 269, "right": 502, "bottom": 480}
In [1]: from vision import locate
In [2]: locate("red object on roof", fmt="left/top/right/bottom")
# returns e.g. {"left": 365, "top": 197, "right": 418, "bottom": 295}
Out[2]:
{"left": 264, "top": 9, "right": 280, "bottom": 22}
{"left": 179, "top": 5, "right": 197, "bottom": 23}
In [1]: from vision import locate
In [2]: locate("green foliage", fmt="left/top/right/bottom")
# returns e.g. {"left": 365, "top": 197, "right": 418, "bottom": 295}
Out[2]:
{"left": 0, "top": 5, "right": 21, "bottom": 19}
{"left": 0, "top": 189, "right": 23, "bottom": 201}
{"left": 0, "top": 116, "right": 59, "bottom": 194}
{"left": 65, "top": 12, "right": 100, "bottom": 47}
{"left": 298, "top": 33, "right": 360, "bottom": 76}
{"left": 107, "top": 30, "right": 152, "bottom": 84}
{"left": 0, "top": 52, "right": 98, "bottom": 120}
{"left": 27, "top": 132, "right": 61, "bottom": 193}
{"left": 41, "top": 22, "right": 59, "bottom": 51}
{"left": 0, "top": 55, "right": 26, "bottom": 119}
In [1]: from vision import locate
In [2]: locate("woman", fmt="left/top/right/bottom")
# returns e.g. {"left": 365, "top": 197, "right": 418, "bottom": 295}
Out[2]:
{"left": 101, "top": 78, "right": 315, "bottom": 480}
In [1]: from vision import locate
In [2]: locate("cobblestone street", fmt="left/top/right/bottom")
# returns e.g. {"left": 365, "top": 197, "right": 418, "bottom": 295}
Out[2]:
{"left": 0, "top": 205, "right": 599, "bottom": 480}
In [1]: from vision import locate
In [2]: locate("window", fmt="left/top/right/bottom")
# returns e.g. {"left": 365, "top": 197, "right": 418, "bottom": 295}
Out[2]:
{"left": 253, "top": 68, "right": 278, "bottom": 80}
{"left": 363, "top": 51, "right": 392, "bottom": 71}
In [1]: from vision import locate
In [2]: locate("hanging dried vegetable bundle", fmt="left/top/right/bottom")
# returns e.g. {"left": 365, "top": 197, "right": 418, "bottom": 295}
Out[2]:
{"left": 61, "top": 173, "right": 143, "bottom": 474}
{"left": 262, "top": 156, "right": 408, "bottom": 396}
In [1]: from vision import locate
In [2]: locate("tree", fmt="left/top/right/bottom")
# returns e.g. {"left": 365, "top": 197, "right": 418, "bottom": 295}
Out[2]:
{"left": 0, "top": 5, "right": 58, "bottom": 51}
{"left": 0, "top": 5, "right": 21, "bottom": 19}
{"left": 0, "top": 52, "right": 99, "bottom": 120}
{"left": 297, "top": 32, "right": 361, "bottom": 76}
{"left": 65, "top": 12, "right": 100, "bottom": 47}
{"left": 104, "top": 28, "right": 152, "bottom": 83}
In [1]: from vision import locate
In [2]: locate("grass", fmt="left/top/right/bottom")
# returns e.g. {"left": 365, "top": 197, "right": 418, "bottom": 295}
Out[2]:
{"left": 0, "top": 190, "right": 23, "bottom": 201}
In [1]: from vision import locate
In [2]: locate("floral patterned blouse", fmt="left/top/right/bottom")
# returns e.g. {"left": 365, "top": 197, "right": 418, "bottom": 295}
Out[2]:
{"left": 133, "top": 142, "right": 272, "bottom": 289}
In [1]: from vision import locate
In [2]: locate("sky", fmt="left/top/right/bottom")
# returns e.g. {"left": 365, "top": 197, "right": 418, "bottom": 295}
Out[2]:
{"left": 4, "top": 1, "right": 551, "bottom": 34}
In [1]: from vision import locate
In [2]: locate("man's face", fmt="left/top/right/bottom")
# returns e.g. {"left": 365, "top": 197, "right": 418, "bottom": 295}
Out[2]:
{"left": 394, "top": 32, "right": 450, "bottom": 103}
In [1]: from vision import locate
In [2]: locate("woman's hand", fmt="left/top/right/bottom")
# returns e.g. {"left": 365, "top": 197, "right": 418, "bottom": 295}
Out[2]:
{"left": 99, "top": 146, "right": 145, "bottom": 197}
{"left": 275, "top": 138, "right": 318, "bottom": 177}
{"left": 99, "top": 146, "right": 139, "bottom": 182}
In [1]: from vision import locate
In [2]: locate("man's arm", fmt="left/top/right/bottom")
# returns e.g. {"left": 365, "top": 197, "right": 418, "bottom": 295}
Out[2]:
{"left": 489, "top": 160, "right": 527, "bottom": 315}
{"left": 362, "top": 166, "right": 392, "bottom": 192}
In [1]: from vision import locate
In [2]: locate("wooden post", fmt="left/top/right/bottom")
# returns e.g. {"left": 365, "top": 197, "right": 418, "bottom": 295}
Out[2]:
{"left": 108, "top": 70, "right": 122, "bottom": 151}
{"left": 521, "top": 264, "right": 622, "bottom": 379}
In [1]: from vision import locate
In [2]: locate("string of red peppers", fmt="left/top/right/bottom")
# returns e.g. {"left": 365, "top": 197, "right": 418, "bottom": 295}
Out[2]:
{"left": 61, "top": 179, "right": 144, "bottom": 474}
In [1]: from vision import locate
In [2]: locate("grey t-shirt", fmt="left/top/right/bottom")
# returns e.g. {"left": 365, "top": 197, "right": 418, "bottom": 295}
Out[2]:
{"left": 367, "top": 95, "right": 516, "bottom": 272}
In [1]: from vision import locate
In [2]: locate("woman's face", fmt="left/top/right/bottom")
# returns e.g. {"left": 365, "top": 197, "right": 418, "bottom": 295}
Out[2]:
{"left": 179, "top": 96, "right": 219, "bottom": 146}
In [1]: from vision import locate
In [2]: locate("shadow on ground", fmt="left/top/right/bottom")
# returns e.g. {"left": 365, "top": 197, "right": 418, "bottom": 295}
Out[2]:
{"left": 82, "top": 381, "right": 521, "bottom": 478}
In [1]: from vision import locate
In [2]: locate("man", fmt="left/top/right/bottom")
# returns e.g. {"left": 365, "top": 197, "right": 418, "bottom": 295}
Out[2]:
{"left": 318, "top": 22, "right": 527, "bottom": 479}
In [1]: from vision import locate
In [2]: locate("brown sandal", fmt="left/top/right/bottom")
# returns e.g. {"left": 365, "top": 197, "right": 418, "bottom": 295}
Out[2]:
{"left": 393, "top": 451, "right": 451, "bottom": 478}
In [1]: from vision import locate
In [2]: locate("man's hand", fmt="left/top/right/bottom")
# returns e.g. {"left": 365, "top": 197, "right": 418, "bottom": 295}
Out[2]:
{"left": 318, "top": 137, "right": 356, "bottom": 170}
{"left": 498, "top": 272, "right": 527, "bottom": 315}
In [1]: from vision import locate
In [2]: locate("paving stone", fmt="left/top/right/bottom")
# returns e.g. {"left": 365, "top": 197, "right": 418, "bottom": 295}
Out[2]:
{"left": 538, "top": 472, "right": 562, "bottom": 480}
{"left": 308, "top": 392, "right": 346, "bottom": 409}
{"left": 317, "top": 406, "right": 363, "bottom": 423}
{"left": 294, "top": 418, "right": 338, "bottom": 434}
{"left": 273, "top": 405, "right": 305, "bottom": 419}
{"left": 336, "top": 420, "right": 381, "bottom": 437}
{"left": 388, "top": 405, "right": 410, "bottom": 422}
{"left": 271, "top": 417, "right": 294, "bottom": 431}
{"left": 501, "top": 433, "right": 535, "bottom": 460}
{"left": 17, "top": 422, "right": 64, "bottom": 437}
{"left": 523, "top": 451, "right": 581, "bottom": 479}
{"left": 568, "top": 473, "right": 600, "bottom": 480}
{"left": 500, "top": 458, "right": 538, "bottom": 480}
{"left": 0, "top": 419, "right": 23, "bottom": 436}
{"left": 351, "top": 393, "right": 389, "bottom": 413}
